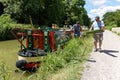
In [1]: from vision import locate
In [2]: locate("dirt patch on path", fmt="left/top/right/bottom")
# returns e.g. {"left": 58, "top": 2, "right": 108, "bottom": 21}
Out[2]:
{"left": 81, "top": 30, "right": 120, "bottom": 80}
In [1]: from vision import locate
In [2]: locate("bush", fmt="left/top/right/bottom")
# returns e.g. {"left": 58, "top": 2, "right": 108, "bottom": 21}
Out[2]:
{"left": 0, "top": 14, "right": 14, "bottom": 40}
{"left": 0, "top": 14, "right": 31, "bottom": 41}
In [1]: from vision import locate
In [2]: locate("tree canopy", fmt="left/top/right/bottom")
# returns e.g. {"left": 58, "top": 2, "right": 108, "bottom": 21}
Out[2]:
{"left": 0, "top": 0, "right": 90, "bottom": 27}
{"left": 103, "top": 9, "right": 120, "bottom": 27}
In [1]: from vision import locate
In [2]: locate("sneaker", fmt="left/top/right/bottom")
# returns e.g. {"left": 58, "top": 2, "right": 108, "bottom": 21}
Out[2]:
{"left": 93, "top": 48, "right": 98, "bottom": 52}
{"left": 98, "top": 48, "right": 102, "bottom": 52}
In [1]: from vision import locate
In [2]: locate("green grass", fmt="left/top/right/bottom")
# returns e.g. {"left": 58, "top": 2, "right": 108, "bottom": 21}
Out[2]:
{"left": 45, "top": 37, "right": 93, "bottom": 80}
{"left": 46, "top": 60, "right": 85, "bottom": 80}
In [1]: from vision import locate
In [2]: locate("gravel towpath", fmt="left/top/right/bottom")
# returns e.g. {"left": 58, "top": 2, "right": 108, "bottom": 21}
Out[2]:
{"left": 81, "top": 30, "right": 120, "bottom": 80}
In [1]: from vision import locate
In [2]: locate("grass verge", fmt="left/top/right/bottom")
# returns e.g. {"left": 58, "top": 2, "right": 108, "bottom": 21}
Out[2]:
{"left": 46, "top": 36, "right": 93, "bottom": 80}
{"left": 33, "top": 36, "right": 93, "bottom": 80}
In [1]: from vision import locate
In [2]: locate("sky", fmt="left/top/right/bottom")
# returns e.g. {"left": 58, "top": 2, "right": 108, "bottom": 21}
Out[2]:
{"left": 85, "top": 0, "right": 120, "bottom": 20}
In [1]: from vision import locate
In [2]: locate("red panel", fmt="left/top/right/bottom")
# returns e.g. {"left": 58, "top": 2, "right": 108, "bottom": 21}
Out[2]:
{"left": 49, "top": 31, "right": 56, "bottom": 51}
{"left": 33, "top": 30, "right": 44, "bottom": 50}
{"left": 24, "top": 62, "right": 41, "bottom": 69}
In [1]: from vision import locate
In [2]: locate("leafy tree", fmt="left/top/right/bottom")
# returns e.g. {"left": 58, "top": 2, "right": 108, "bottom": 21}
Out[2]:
{"left": 115, "top": 10, "right": 120, "bottom": 27}
{"left": 3, "top": 0, "right": 65, "bottom": 26}
{"left": 103, "top": 12, "right": 116, "bottom": 26}
{"left": 42, "top": 0, "right": 65, "bottom": 26}
{"left": 3, "top": 0, "right": 45, "bottom": 24}
{"left": 1, "top": 0, "right": 90, "bottom": 27}
{"left": 103, "top": 9, "right": 120, "bottom": 27}
{"left": 82, "top": 10, "right": 90, "bottom": 27}
{"left": 63, "top": 0, "right": 90, "bottom": 26}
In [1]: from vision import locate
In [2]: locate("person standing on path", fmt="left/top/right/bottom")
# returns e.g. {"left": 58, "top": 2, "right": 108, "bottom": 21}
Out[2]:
{"left": 90, "top": 16, "right": 105, "bottom": 52}
{"left": 73, "top": 21, "right": 82, "bottom": 37}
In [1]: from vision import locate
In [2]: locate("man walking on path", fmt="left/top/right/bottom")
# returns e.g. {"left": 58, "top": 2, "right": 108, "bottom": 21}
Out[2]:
{"left": 81, "top": 30, "right": 120, "bottom": 80}
{"left": 90, "top": 16, "right": 105, "bottom": 52}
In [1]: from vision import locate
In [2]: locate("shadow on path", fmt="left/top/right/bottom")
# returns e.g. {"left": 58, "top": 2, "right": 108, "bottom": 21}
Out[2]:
{"left": 87, "top": 58, "right": 96, "bottom": 63}
{"left": 87, "top": 59, "right": 96, "bottom": 63}
{"left": 100, "top": 49, "right": 119, "bottom": 57}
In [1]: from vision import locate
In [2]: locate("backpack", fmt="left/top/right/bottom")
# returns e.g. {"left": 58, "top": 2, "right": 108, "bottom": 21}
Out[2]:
{"left": 97, "top": 21, "right": 101, "bottom": 29}
{"left": 97, "top": 21, "right": 104, "bottom": 32}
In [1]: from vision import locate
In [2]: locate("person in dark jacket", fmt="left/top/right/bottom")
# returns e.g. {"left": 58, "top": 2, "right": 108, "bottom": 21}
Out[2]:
{"left": 73, "top": 21, "right": 82, "bottom": 37}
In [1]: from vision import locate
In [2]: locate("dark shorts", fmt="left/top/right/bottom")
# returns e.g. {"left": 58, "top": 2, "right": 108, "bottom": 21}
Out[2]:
{"left": 93, "top": 33, "right": 103, "bottom": 42}
{"left": 74, "top": 30, "right": 80, "bottom": 37}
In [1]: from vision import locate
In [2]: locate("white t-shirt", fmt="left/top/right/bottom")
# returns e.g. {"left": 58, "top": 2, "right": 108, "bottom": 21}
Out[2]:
{"left": 92, "top": 20, "right": 105, "bottom": 30}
